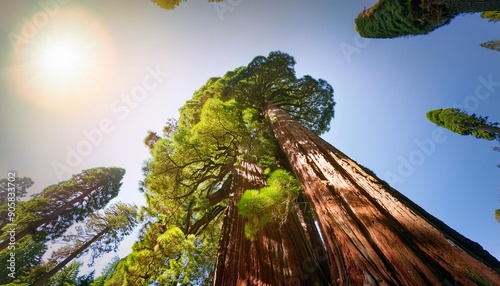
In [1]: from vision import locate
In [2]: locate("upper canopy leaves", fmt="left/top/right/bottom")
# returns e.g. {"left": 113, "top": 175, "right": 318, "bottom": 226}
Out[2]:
{"left": 223, "top": 51, "right": 335, "bottom": 135}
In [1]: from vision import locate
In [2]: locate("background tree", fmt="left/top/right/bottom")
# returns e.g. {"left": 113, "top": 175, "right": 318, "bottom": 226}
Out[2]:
{"left": 0, "top": 167, "right": 125, "bottom": 251}
{"left": 88, "top": 257, "right": 122, "bottom": 286}
{"left": 33, "top": 202, "right": 137, "bottom": 286}
{"left": 0, "top": 176, "right": 33, "bottom": 233}
{"left": 481, "top": 10, "right": 500, "bottom": 22}
{"left": 0, "top": 176, "right": 33, "bottom": 204}
{"left": 151, "top": 0, "right": 222, "bottom": 10}
{"left": 480, "top": 11, "right": 500, "bottom": 52}
{"left": 0, "top": 233, "right": 47, "bottom": 285}
{"left": 355, "top": 0, "right": 500, "bottom": 38}
{"left": 426, "top": 108, "right": 500, "bottom": 140}
{"left": 481, "top": 40, "right": 500, "bottom": 52}
{"left": 495, "top": 209, "right": 500, "bottom": 223}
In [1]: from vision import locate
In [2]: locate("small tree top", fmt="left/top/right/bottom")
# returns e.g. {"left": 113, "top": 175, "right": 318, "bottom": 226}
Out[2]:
{"left": 426, "top": 108, "right": 500, "bottom": 141}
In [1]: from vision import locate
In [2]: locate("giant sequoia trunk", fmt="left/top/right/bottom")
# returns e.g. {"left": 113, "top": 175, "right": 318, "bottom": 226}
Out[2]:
{"left": 213, "top": 161, "right": 330, "bottom": 286}
{"left": 265, "top": 104, "right": 500, "bottom": 285}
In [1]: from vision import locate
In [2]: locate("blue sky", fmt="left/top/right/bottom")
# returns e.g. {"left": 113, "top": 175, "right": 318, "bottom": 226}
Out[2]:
{"left": 1, "top": 0, "right": 499, "bottom": 274}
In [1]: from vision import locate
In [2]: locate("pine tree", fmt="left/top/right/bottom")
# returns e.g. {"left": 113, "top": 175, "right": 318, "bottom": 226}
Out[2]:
{"left": 0, "top": 167, "right": 125, "bottom": 251}
{"left": 33, "top": 203, "right": 137, "bottom": 286}
{"left": 426, "top": 108, "right": 500, "bottom": 140}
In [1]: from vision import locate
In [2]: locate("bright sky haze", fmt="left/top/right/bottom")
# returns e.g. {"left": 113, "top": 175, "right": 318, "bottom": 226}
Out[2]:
{"left": 1, "top": 0, "right": 499, "bottom": 273}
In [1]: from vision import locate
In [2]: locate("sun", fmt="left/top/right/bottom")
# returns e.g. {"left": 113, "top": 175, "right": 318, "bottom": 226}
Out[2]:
{"left": 37, "top": 38, "right": 92, "bottom": 88}
{"left": 8, "top": 8, "right": 115, "bottom": 111}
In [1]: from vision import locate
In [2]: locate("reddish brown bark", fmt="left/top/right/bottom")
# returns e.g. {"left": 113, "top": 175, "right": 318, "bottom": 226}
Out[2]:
{"left": 213, "top": 161, "right": 330, "bottom": 286}
{"left": 265, "top": 104, "right": 500, "bottom": 285}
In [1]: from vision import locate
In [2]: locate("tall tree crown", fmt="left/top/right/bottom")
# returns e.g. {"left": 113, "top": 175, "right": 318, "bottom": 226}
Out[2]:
{"left": 223, "top": 51, "right": 335, "bottom": 135}
{"left": 426, "top": 108, "right": 500, "bottom": 140}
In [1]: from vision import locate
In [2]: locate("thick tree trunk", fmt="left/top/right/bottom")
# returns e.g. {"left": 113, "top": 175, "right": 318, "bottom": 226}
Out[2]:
{"left": 33, "top": 227, "right": 109, "bottom": 286}
{"left": 265, "top": 104, "right": 500, "bottom": 285}
{"left": 212, "top": 161, "right": 330, "bottom": 286}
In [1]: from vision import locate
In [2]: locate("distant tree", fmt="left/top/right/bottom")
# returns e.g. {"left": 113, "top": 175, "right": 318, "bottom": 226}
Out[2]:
{"left": 33, "top": 203, "right": 137, "bottom": 286}
{"left": 495, "top": 209, "right": 500, "bottom": 223}
{"left": 88, "top": 257, "right": 122, "bottom": 286}
{"left": 426, "top": 108, "right": 500, "bottom": 140}
{"left": 151, "top": 0, "right": 222, "bottom": 10}
{"left": 77, "top": 270, "right": 95, "bottom": 286}
{"left": 0, "top": 176, "right": 33, "bottom": 204}
{"left": 0, "top": 167, "right": 125, "bottom": 251}
{"left": 0, "top": 176, "right": 33, "bottom": 232}
{"left": 355, "top": 0, "right": 500, "bottom": 38}
{"left": 481, "top": 10, "right": 500, "bottom": 22}
{"left": 0, "top": 233, "right": 47, "bottom": 285}
{"left": 481, "top": 40, "right": 500, "bottom": 52}
{"left": 46, "top": 261, "right": 81, "bottom": 286}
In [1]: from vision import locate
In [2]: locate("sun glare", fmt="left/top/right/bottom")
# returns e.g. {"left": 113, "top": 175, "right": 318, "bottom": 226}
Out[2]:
{"left": 9, "top": 8, "right": 115, "bottom": 111}
{"left": 38, "top": 39, "right": 91, "bottom": 86}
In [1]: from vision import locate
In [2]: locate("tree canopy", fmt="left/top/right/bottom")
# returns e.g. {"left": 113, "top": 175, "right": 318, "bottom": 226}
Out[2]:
{"left": 354, "top": 0, "right": 453, "bottom": 38}
{"left": 0, "top": 167, "right": 126, "bottom": 285}
{"left": 151, "top": 0, "right": 222, "bottom": 10}
{"left": 426, "top": 108, "right": 500, "bottom": 140}
{"left": 355, "top": 0, "right": 500, "bottom": 39}
{"left": 112, "top": 51, "right": 335, "bottom": 284}
{"left": 0, "top": 167, "right": 125, "bottom": 252}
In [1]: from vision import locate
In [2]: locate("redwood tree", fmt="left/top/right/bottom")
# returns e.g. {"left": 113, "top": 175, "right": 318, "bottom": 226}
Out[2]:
{"left": 264, "top": 103, "right": 500, "bottom": 285}
{"left": 223, "top": 51, "right": 500, "bottom": 284}
{"left": 120, "top": 54, "right": 334, "bottom": 284}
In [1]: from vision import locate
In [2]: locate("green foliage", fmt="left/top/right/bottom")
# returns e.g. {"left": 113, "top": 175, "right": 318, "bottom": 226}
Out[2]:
{"left": 0, "top": 176, "right": 33, "bottom": 205}
{"left": 481, "top": 10, "right": 500, "bottom": 22}
{"left": 151, "top": 0, "right": 184, "bottom": 10}
{"left": 0, "top": 234, "right": 47, "bottom": 285}
{"left": 0, "top": 177, "right": 33, "bottom": 231}
{"left": 123, "top": 225, "right": 218, "bottom": 285}
{"left": 426, "top": 108, "right": 500, "bottom": 140}
{"left": 238, "top": 169, "right": 301, "bottom": 239}
{"left": 151, "top": 0, "right": 222, "bottom": 10}
{"left": 46, "top": 261, "right": 81, "bottom": 286}
{"left": 89, "top": 257, "right": 120, "bottom": 286}
{"left": 480, "top": 40, "right": 500, "bottom": 52}
{"left": 29, "top": 203, "right": 137, "bottom": 286}
{"left": 495, "top": 209, "right": 500, "bottom": 224}
{"left": 355, "top": 0, "right": 453, "bottom": 38}
{"left": 224, "top": 51, "right": 335, "bottom": 135}
{"left": 0, "top": 167, "right": 125, "bottom": 242}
